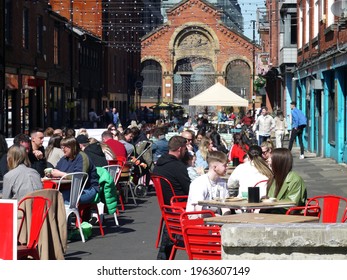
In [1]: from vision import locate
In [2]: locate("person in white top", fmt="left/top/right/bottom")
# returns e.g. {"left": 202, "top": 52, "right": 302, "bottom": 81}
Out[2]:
{"left": 227, "top": 145, "right": 273, "bottom": 199}
{"left": 186, "top": 151, "right": 230, "bottom": 216}
{"left": 253, "top": 106, "right": 275, "bottom": 145}
{"left": 273, "top": 110, "right": 287, "bottom": 148}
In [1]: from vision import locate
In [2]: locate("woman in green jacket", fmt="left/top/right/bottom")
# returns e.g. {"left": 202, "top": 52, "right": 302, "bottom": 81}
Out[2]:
{"left": 264, "top": 148, "right": 307, "bottom": 214}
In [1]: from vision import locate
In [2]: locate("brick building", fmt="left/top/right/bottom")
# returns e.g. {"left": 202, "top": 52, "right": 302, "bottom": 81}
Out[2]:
{"left": 140, "top": 0, "right": 260, "bottom": 116}
{"left": 259, "top": 0, "right": 347, "bottom": 164}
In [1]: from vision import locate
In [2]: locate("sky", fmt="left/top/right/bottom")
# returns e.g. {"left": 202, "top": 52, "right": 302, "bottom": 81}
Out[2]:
{"left": 238, "top": 0, "right": 265, "bottom": 42}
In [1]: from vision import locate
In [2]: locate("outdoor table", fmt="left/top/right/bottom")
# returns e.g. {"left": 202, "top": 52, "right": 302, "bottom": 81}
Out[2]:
{"left": 198, "top": 197, "right": 296, "bottom": 211}
{"left": 204, "top": 212, "right": 319, "bottom": 225}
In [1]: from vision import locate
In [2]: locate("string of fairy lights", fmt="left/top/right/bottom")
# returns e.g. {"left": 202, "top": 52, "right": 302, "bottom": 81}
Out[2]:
{"left": 45, "top": 0, "right": 282, "bottom": 53}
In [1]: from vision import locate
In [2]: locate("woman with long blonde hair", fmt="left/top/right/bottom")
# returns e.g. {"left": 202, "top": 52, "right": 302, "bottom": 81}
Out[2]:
{"left": 195, "top": 136, "right": 214, "bottom": 170}
{"left": 2, "top": 145, "right": 42, "bottom": 200}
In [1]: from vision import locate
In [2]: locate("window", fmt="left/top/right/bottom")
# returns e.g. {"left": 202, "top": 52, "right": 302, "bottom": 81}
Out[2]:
{"left": 298, "top": 4, "right": 303, "bottom": 49}
{"left": 141, "top": 60, "right": 162, "bottom": 100}
{"left": 304, "top": 0, "right": 309, "bottom": 45}
{"left": 327, "top": 0, "right": 334, "bottom": 26}
{"left": 291, "top": 16, "right": 297, "bottom": 45}
{"left": 5, "top": 0, "right": 12, "bottom": 45}
{"left": 53, "top": 26, "right": 59, "bottom": 65}
{"left": 313, "top": 1, "right": 319, "bottom": 38}
{"left": 328, "top": 89, "right": 336, "bottom": 145}
{"left": 37, "top": 16, "right": 43, "bottom": 54}
{"left": 23, "top": 8, "right": 29, "bottom": 49}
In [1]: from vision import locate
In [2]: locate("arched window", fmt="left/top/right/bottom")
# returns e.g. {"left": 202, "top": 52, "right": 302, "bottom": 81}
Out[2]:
{"left": 225, "top": 60, "right": 251, "bottom": 98}
{"left": 141, "top": 60, "right": 162, "bottom": 102}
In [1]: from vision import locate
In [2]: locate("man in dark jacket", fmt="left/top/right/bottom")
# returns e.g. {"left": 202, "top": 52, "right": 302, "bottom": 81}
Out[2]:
{"left": 76, "top": 135, "right": 108, "bottom": 167}
{"left": 152, "top": 135, "right": 191, "bottom": 260}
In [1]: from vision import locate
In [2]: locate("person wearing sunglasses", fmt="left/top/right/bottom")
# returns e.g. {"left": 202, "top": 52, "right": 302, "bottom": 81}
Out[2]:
{"left": 181, "top": 129, "right": 198, "bottom": 153}
{"left": 261, "top": 140, "right": 274, "bottom": 169}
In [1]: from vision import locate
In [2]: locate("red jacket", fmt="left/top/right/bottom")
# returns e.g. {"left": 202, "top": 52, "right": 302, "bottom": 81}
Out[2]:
{"left": 228, "top": 144, "right": 249, "bottom": 163}
{"left": 105, "top": 139, "right": 127, "bottom": 159}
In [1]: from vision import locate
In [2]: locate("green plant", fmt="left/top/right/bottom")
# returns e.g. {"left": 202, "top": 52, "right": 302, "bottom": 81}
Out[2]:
{"left": 254, "top": 76, "right": 266, "bottom": 92}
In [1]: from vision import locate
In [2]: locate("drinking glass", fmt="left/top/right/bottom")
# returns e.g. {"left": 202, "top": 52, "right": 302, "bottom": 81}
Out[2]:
{"left": 218, "top": 181, "right": 227, "bottom": 202}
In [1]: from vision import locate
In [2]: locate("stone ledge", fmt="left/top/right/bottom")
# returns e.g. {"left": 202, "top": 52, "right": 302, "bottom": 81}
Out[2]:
{"left": 221, "top": 223, "right": 347, "bottom": 260}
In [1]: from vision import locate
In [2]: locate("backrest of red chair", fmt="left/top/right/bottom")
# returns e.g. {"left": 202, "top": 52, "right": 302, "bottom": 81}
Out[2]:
{"left": 170, "top": 195, "right": 188, "bottom": 209}
{"left": 180, "top": 210, "right": 216, "bottom": 227}
{"left": 253, "top": 179, "right": 268, "bottom": 188}
{"left": 151, "top": 174, "right": 176, "bottom": 207}
{"left": 161, "top": 205, "right": 185, "bottom": 244}
{"left": 42, "top": 180, "right": 58, "bottom": 189}
{"left": 108, "top": 155, "right": 127, "bottom": 168}
{"left": 17, "top": 196, "right": 51, "bottom": 249}
{"left": 183, "top": 224, "right": 221, "bottom": 260}
{"left": 307, "top": 195, "right": 347, "bottom": 223}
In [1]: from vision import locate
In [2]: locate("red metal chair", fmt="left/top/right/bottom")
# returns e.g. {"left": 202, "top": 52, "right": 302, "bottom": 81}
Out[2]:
{"left": 286, "top": 195, "right": 347, "bottom": 222}
{"left": 253, "top": 179, "right": 268, "bottom": 188}
{"left": 160, "top": 204, "right": 186, "bottom": 260}
{"left": 151, "top": 174, "right": 177, "bottom": 248}
{"left": 42, "top": 180, "right": 58, "bottom": 189}
{"left": 181, "top": 224, "right": 222, "bottom": 260}
{"left": 180, "top": 210, "right": 216, "bottom": 227}
{"left": 17, "top": 196, "right": 52, "bottom": 260}
{"left": 170, "top": 195, "right": 188, "bottom": 209}
{"left": 108, "top": 155, "right": 127, "bottom": 167}
{"left": 179, "top": 210, "right": 221, "bottom": 260}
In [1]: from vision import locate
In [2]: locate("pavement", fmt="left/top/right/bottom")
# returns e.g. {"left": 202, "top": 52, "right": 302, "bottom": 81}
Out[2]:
{"left": 64, "top": 145, "right": 347, "bottom": 260}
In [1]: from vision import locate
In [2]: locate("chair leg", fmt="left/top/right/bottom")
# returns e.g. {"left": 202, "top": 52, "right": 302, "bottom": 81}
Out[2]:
{"left": 114, "top": 213, "right": 119, "bottom": 226}
{"left": 117, "top": 185, "right": 125, "bottom": 211}
{"left": 169, "top": 246, "right": 177, "bottom": 260}
{"left": 71, "top": 212, "right": 85, "bottom": 243}
{"left": 156, "top": 217, "right": 163, "bottom": 248}
{"left": 95, "top": 211, "right": 104, "bottom": 237}
{"left": 127, "top": 182, "right": 137, "bottom": 206}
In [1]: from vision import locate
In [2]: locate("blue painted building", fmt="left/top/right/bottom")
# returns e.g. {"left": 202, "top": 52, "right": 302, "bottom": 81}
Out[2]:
{"left": 294, "top": 49, "right": 347, "bottom": 163}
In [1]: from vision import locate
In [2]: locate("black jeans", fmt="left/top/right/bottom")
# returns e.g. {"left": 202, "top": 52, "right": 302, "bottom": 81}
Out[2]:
{"left": 157, "top": 225, "right": 174, "bottom": 260}
{"left": 288, "top": 125, "right": 305, "bottom": 155}
{"left": 258, "top": 135, "right": 270, "bottom": 146}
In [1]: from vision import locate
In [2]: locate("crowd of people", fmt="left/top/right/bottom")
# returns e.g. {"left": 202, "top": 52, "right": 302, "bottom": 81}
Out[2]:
{"left": 149, "top": 105, "right": 308, "bottom": 259}
{"left": 0, "top": 103, "right": 308, "bottom": 260}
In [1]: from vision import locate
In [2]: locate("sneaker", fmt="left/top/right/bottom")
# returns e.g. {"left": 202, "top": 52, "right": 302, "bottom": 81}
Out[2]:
{"left": 299, "top": 154, "right": 304, "bottom": 159}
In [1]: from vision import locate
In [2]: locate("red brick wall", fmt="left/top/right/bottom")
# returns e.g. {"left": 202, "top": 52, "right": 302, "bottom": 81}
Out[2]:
{"left": 141, "top": 0, "right": 260, "bottom": 102}
{"left": 50, "top": 0, "right": 102, "bottom": 37}
{"left": 297, "top": 0, "right": 347, "bottom": 64}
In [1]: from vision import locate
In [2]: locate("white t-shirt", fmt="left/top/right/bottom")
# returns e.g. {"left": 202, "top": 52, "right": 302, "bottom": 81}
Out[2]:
{"left": 227, "top": 161, "right": 269, "bottom": 198}
{"left": 186, "top": 174, "right": 229, "bottom": 212}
